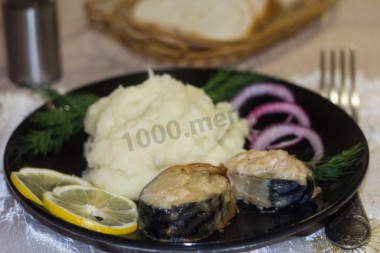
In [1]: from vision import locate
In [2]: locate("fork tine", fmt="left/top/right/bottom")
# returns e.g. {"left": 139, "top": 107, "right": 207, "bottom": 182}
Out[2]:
{"left": 349, "top": 49, "right": 360, "bottom": 122}
{"left": 328, "top": 50, "right": 339, "bottom": 104}
{"left": 339, "top": 50, "right": 345, "bottom": 102}
{"left": 339, "top": 50, "right": 349, "bottom": 109}
{"left": 350, "top": 49, "right": 356, "bottom": 88}
{"left": 319, "top": 50, "right": 327, "bottom": 97}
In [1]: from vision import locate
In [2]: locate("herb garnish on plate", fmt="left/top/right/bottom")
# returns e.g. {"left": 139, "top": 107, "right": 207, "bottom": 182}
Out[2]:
{"left": 15, "top": 71, "right": 365, "bottom": 182}
{"left": 15, "top": 88, "right": 99, "bottom": 161}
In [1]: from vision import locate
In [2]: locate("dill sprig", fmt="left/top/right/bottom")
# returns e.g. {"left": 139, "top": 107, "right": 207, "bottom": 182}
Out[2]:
{"left": 203, "top": 70, "right": 273, "bottom": 103}
{"left": 16, "top": 72, "right": 366, "bottom": 185}
{"left": 15, "top": 88, "right": 99, "bottom": 160}
{"left": 16, "top": 70, "right": 270, "bottom": 159}
{"left": 313, "top": 143, "right": 366, "bottom": 182}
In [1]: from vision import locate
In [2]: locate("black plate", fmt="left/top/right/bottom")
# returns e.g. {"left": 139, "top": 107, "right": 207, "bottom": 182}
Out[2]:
{"left": 4, "top": 68, "right": 369, "bottom": 252}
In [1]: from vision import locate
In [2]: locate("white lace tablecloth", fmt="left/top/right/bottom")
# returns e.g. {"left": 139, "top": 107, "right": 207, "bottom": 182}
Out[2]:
{"left": 1, "top": 0, "right": 380, "bottom": 252}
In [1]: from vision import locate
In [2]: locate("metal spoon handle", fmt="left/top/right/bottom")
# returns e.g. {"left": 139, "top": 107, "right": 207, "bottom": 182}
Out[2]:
{"left": 325, "top": 193, "right": 371, "bottom": 249}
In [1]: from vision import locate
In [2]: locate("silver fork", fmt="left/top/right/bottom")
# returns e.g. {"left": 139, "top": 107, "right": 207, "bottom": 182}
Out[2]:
{"left": 320, "top": 49, "right": 371, "bottom": 249}
{"left": 320, "top": 49, "right": 359, "bottom": 121}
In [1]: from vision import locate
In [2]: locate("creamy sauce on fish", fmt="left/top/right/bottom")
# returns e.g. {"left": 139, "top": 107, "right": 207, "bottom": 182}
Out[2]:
{"left": 140, "top": 164, "right": 229, "bottom": 208}
{"left": 225, "top": 149, "right": 312, "bottom": 185}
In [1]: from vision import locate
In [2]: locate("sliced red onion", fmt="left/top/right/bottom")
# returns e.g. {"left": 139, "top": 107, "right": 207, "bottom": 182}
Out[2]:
{"left": 267, "top": 137, "right": 303, "bottom": 150}
{"left": 230, "top": 83, "right": 295, "bottom": 110}
{"left": 247, "top": 102, "right": 311, "bottom": 149}
{"left": 246, "top": 102, "right": 310, "bottom": 128}
{"left": 250, "top": 123, "right": 324, "bottom": 161}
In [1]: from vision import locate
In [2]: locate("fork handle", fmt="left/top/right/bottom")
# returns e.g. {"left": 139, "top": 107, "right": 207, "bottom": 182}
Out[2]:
{"left": 325, "top": 193, "right": 371, "bottom": 249}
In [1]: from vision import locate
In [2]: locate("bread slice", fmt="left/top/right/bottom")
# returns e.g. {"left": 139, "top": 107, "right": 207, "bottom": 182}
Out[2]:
{"left": 131, "top": 0, "right": 270, "bottom": 41}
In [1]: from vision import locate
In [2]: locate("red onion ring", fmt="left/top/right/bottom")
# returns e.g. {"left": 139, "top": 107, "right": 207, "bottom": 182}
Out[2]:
{"left": 230, "top": 83, "right": 295, "bottom": 110}
{"left": 267, "top": 137, "right": 304, "bottom": 150}
{"left": 246, "top": 102, "right": 311, "bottom": 149}
{"left": 250, "top": 123, "right": 324, "bottom": 161}
{"left": 246, "top": 102, "right": 310, "bottom": 128}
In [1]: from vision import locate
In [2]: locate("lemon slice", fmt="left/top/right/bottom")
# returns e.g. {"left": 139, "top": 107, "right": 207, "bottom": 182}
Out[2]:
{"left": 43, "top": 185, "right": 138, "bottom": 235}
{"left": 11, "top": 167, "right": 91, "bottom": 206}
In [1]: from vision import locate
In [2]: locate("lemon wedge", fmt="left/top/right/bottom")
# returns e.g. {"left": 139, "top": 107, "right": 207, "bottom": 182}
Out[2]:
{"left": 43, "top": 185, "right": 138, "bottom": 235}
{"left": 11, "top": 167, "right": 91, "bottom": 206}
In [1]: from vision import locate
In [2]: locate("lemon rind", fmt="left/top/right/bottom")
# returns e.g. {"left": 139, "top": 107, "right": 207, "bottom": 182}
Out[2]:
{"left": 11, "top": 172, "right": 44, "bottom": 206}
{"left": 10, "top": 167, "right": 91, "bottom": 206}
{"left": 43, "top": 188, "right": 137, "bottom": 235}
{"left": 18, "top": 167, "right": 91, "bottom": 186}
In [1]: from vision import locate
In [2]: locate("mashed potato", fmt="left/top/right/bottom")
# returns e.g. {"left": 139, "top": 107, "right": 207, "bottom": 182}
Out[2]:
{"left": 83, "top": 72, "right": 248, "bottom": 200}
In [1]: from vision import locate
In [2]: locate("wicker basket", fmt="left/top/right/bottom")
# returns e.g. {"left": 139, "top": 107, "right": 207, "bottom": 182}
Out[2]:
{"left": 85, "top": 0, "right": 339, "bottom": 67}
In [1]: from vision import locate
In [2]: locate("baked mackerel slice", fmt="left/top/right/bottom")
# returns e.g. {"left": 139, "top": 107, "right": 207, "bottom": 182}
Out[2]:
{"left": 138, "top": 163, "right": 237, "bottom": 242}
{"left": 225, "top": 149, "right": 320, "bottom": 210}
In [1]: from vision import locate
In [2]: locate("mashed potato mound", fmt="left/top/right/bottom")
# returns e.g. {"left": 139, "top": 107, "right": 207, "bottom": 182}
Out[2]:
{"left": 83, "top": 72, "right": 248, "bottom": 200}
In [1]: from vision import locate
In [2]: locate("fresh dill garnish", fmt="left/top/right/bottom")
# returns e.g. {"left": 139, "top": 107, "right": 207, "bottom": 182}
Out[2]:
{"left": 16, "top": 73, "right": 367, "bottom": 185}
{"left": 17, "top": 70, "right": 270, "bottom": 159}
{"left": 15, "top": 88, "right": 99, "bottom": 161}
{"left": 203, "top": 70, "right": 273, "bottom": 103}
{"left": 312, "top": 143, "right": 366, "bottom": 182}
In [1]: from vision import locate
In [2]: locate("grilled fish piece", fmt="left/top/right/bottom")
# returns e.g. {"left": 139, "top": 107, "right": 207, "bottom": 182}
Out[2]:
{"left": 225, "top": 149, "right": 319, "bottom": 209}
{"left": 138, "top": 163, "right": 237, "bottom": 242}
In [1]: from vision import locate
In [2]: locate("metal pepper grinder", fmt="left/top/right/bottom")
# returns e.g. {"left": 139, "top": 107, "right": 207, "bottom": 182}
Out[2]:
{"left": 2, "top": 0, "right": 61, "bottom": 87}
